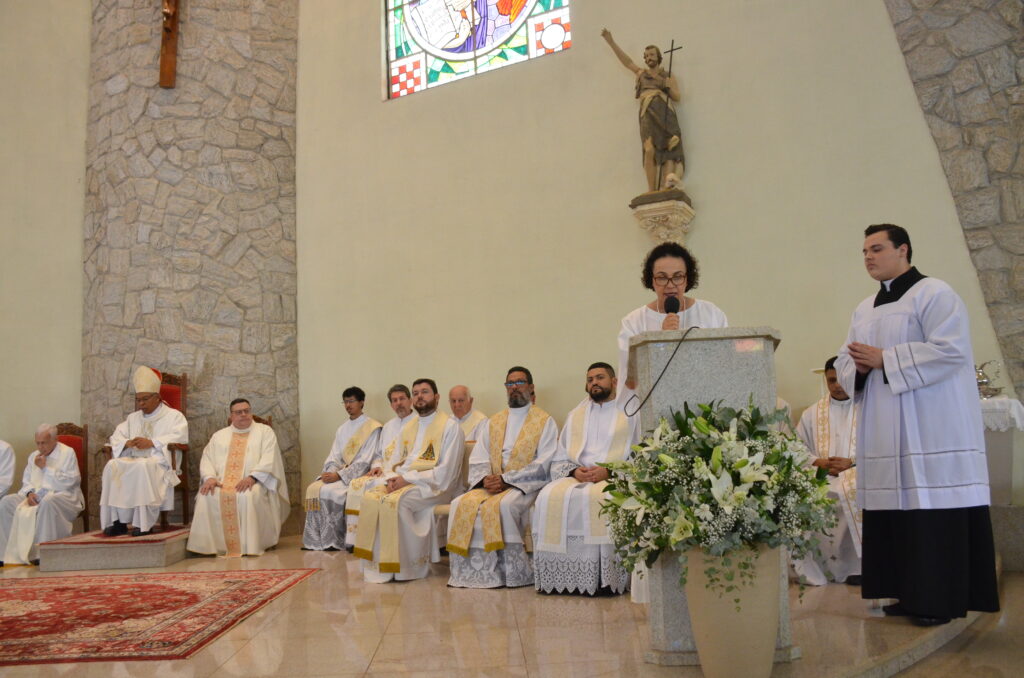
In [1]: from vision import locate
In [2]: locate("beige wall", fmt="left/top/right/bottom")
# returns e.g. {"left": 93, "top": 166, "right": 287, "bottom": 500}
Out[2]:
{"left": 295, "top": 0, "right": 1008, "bottom": 482}
{"left": 0, "top": 2, "right": 90, "bottom": 478}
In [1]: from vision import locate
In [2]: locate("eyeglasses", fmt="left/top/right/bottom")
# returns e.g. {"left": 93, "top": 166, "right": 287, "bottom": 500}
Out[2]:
{"left": 342, "top": 398, "right": 360, "bottom": 404}
{"left": 231, "top": 408, "right": 252, "bottom": 416}
{"left": 504, "top": 380, "right": 528, "bottom": 388}
{"left": 652, "top": 273, "right": 686, "bottom": 287}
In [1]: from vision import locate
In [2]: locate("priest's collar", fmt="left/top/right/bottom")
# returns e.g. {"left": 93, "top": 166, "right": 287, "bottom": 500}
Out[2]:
{"left": 418, "top": 410, "right": 437, "bottom": 421}
{"left": 874, "top": 266, "right": 925, "bottom": 307}
{"left": 231, "top": 425, "right": 252, "bottom": 434}
{"left": 142, "top": 403, "right": 164, "bottom": 419}
{"left": 509, "top": 403, "right": 531, "bottom": 413}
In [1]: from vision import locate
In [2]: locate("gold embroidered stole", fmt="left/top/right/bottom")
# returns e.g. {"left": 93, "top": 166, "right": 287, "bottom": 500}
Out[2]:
{"left": 346, "top": 424, "right": 403, "bottom": 517}
{"left": 446, "top": 407, "right": 549, "bottom": 557}
{"left": 539, "top": 403, "right": 631, "bottom": 552}
{"left": 353, "top": 413, "right": 446, "bottom": 570}
{"left": 219, "top": 431, "right": 250, "bottom": 557}
{"left": 459, "top": 410, "right": 487, "bottom": 442}
{"left": 815, "top": 397, "right": 861, "bottom": 554}
{"left": 304, "top": 418, "right": 381, "bottom": 512}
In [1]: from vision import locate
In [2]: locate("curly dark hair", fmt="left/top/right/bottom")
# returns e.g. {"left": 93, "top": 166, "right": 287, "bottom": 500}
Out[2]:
{"left": 640, "top": 242, "right": 699, "bottom": 292}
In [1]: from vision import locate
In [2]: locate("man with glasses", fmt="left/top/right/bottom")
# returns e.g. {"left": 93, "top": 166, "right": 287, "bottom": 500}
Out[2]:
{"left": 99, "top": 366, "right": 188, "bottom": 537}
{"left": 187, "top": 398, "right": 289, "bottom": 556}
{"left": 302, "top": 386, "right": 382, "bottom": 551}
{"left": 447, "top": 366, "right": 558, "bottom": 588}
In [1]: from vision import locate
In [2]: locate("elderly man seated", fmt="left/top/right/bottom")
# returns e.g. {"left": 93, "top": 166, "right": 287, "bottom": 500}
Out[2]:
{"left": 0, "top": 424, "right": 84, "bottom": 566}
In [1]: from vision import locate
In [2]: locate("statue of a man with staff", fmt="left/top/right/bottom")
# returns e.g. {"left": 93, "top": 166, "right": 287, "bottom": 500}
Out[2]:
{"left": 601, "top": 29, "right": 685, "bottom": 193}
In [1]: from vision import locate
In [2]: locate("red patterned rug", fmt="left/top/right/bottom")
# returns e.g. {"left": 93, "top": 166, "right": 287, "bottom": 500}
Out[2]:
{"left": 0, "top": 568, "right": 317, "bottom": 665}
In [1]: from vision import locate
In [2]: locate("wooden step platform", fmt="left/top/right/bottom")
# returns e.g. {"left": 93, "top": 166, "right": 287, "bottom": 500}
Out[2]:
{"left": 38, "top": 526, "right": 190, "bottom": 572}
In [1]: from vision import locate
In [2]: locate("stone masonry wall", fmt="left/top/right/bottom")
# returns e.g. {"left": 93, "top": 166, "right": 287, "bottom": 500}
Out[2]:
{"left": 82, "top": 0, "right": 300, "bottom": 526}
{"left": 885, "top": 0, "right": 1024, "bottom": 393}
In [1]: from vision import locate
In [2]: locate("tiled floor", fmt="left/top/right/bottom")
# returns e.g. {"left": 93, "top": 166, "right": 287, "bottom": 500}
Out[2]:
{"left": 1, "top": 535, "right": 1020, "bottom": 677}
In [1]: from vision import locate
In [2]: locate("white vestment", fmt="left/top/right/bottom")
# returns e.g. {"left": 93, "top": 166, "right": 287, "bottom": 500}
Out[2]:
{"left": 447, "top": 403, "right": 558, "bottom": 588}
{"left": 187, "top": 423, "right": 290, "bottom": 556}
{"left": 619, "top": 300, "right": 727, "bottom": 602}
{"left": 793, "top": 396, "right": 861, "bottom": 585}
{"left": 835, "top": 278, "right": 989, "bottom": 511}
{"left": 359, "top": 411, "right": 465, "bottom": 582}
{"left": 0, "top": 443, "right": 84, "bottom": 564}
{"left": 302, "top": 414, "right": 381, "bottom": 550}
{"left": 0, "top": 440, "right": 14, "bottom": 497}
{"left": 100, "top": 403, "right": 188, "bottom": 531}
{"left": 617, "top": 300, "right": 728, "bottom": 405}
{"left": 344, "top": 413, "right": 415, "bottom": 547}
{"left": 532, "top": 398, "right": 640, "bottom": 594}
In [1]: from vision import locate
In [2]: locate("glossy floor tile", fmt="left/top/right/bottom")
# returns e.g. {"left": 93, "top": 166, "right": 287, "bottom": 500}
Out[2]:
{"left": 2, "top": 534, "right": 1020, "bottom": 677}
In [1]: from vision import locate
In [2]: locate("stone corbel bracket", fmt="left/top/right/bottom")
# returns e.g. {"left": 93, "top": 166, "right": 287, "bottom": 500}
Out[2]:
{"left": 629, "top": 189, "right": 695, "bottom": 243}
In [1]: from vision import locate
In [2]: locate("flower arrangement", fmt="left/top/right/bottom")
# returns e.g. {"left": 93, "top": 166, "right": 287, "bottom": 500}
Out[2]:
{"left": 601, "top": 402, "right": 836, "bottom": 597}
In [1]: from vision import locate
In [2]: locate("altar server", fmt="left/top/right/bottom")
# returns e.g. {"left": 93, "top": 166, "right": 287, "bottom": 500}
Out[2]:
{"left": 449, "top": 385, "right": 488, "bottom": 442}
{"left": 447, "top": 366, "right": 558, "bottom": 588}
{"left": 836, "top": 223, "right": 998, "bottom": 626}
{"left": 100, "top": 366, "right": 188, "bottom": 536}
{"left": 0, "top": 439, "right": 13, "bottom": 497}
{"left": 0, "top": 424, "right": 84, "bottom": 565}
{"left": 533, "top": 362, "right": 640, "bottom": 595}
{"left": 187, "top": 398, "right": 289, "bottom": 556}
{"left": 354, "top": 378, "right": 464, "bottom": 581}
{"left": 302, "top": 386, "right": 381, "bottom": 551}
{"left": 794, "top": 356, "right": 861, "bottom": 586}
{"left": 344, "top": 384, "right": 416, "bottom": 549}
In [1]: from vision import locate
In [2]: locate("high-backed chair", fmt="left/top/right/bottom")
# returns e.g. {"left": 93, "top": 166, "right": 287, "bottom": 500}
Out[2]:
{"left": 102, "top": 371, "right": 190, "bottom": 528}
{"left": 56, "top": 422, "right": 89, "bottom": 533}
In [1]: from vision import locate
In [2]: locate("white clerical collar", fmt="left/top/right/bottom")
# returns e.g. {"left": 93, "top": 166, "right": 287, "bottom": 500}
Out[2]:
{"left": 457, "top": 411, "right": 473, "bottom": 423}
{"left": 231, "top": 425, "right": 252, "bottom": 434}
{"left": 589, "top": 398, "right": 615, "bottom": 410}
{"left": 882, "top": 278, "right": 894, "bottom": 291}
{"left": 142, "top": 403, "right": 163, "bottom": 419}
{"left": 349, "top": 413, "right": 366, "bottom": 423}
{"left": 830, "top": 396, "right": 853, "bottom": 407}
{"left": 399, "top": 413, "right": 415, "bottom": 424}
{"left": 418, "top": 411, "right": 437, "bottom": 423}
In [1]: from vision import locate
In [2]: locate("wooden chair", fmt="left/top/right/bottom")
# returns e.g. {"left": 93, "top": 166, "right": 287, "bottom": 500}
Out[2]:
{"left": 102, "top": 371, "right": 191, "bottom": 529}
{"left": 56, "top": 422, "right": 89, "bottom": 533}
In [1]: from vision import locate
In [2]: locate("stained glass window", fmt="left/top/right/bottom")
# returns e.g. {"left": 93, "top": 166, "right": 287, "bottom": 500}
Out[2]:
{"left": 386, "top": 0, "right": 572, "bottom": 99}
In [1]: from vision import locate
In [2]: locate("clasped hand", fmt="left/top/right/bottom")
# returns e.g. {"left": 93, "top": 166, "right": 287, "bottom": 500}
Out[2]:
{"left": 847, "top": 342, "right": 883, "bottom": 374}
{"left": 482, "top": 474, "right": 507, "bottom": 493}
{"left": 573, "top": 466, "right": 610, "bottom": 483}
{"left": 386, "top": 476, "right": 410, "bottom": 493}
{"left": 125, "top": 437, "right": 155, "bottom": 449}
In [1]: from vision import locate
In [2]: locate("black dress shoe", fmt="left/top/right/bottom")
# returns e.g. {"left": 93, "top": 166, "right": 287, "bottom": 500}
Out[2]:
{"left": 29, "top": 559, "right": 40, "bottom": 566}
{"left": 103, "top": 521, "right": 128, "bottom": 536}
{"left": 844, "top": 575, "right": 862, "bottom": 586}
{"left": 130, "top": 528, "right": 152, "bottom": 537}
{"left": 911, "top": 615, "right": 951, "bottom": 627}
{"left": 883, "top": 602, "right": 910, "bottom": 616}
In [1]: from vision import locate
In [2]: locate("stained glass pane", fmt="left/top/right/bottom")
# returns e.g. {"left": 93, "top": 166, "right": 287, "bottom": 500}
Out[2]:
{"left": 384, "top": 0, "right": 571, "bottom": 99}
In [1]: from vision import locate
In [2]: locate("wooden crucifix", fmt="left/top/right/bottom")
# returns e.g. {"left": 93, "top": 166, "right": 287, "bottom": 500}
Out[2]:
{"left": 159, "top": 0, "right": 180, "bottom": 88}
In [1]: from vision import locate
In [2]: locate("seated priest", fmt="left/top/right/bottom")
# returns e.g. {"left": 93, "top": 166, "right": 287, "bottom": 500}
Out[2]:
{"left": 344, "top": 384, "right": 415, "bottom": 549}
{"left": 0, "top": 438, "right": 13, "bottom": 497}
{"left": 302, "top": 386, "right": 382, "bottom": 551}
{"left": 794, "top": 356, "right": 861, "bottom": 586}
{"left": 0, "top": 424, "right": 84, "bottom": 566}
{"left": 100, "top": 365, "right": 188, "bottom": 536}
{"left": 449, "top": 384, "right": 488, "bottom": 442}
{"left": 354, "top": 378, "right": 464, "bottom": 581}
{"left": 447, "top": 366, "right": 558, "bottom": 588}
{"left": 532, "top": 362, "right": 640, "bottom": 595}
{"left": 187, "top": 398, "right": 289, "bottom": 557}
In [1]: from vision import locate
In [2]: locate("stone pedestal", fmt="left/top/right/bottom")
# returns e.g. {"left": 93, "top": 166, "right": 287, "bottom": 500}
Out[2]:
{"left": 629, "top": 189, "right": 695, "bottom": 243}
{"left": 629, "top": 327, "right": 799, "bottom": 666}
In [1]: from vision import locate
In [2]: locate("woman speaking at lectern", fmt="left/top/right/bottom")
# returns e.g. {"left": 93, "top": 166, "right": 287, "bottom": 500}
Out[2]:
{"left": 617, "top": 242, "right": 728, "bottom": 397}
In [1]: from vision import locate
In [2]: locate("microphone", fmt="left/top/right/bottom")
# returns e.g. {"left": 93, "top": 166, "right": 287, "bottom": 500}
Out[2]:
{"left": 664, "top": 296, "right": 680, "bottom": 314}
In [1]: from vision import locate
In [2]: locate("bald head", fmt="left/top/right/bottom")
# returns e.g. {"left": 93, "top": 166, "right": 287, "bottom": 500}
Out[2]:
{"left": 35, "top": 423, "right": 58, "bottom": 455}
{"left": 449, "top": 385, "right": 474, "bottom": 419}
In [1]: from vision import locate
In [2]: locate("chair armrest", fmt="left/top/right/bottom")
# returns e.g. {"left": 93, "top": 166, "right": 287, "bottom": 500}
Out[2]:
{"left": 167, "top": 443, "right": 189, "bottom": 452}
{"left": 100, "top": 445, "right": 113, "bottom": 462}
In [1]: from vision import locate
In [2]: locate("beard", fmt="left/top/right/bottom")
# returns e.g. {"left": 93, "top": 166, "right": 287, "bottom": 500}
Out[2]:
{"left": 413, "top": 401, "right": 436, "bottom": 416}
{"left": 507, "top": 391, "right": 530, "bottom": 408}
{"left": 589, "top": 385, "right": 612, "bottom": 402}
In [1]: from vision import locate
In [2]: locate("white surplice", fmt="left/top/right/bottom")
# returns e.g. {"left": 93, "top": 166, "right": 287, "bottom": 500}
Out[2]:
{"left": 187, "top": 423, "right": 290, "bottom": 556}
{"left": 447, "top": 403, "right": 559, "bottom": 588}
{"left": 793, "top": 397, "right": 861, "bottom": 585}
{"left": 361, "top": 411, "right": 465, "bottom": 582}
{"left": 344, "top": 413, "right": 415, "bottom": 548}
{"left": 0, "top": 442, "right": 84, "bottom": 564}
{"left": 99, "top": 403, "right": 188, "bottom": 531}
{"left": 0, "top": 440, "right": 14, "bottom": 497}
{"left": 302, "top": 414, "right": 381, "bottom": 550}
{"left": 532, "top": 398, "right": 640, "bottom": 594}
{"left": 835, "top": 278, "right": 989, "bottom": 511}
